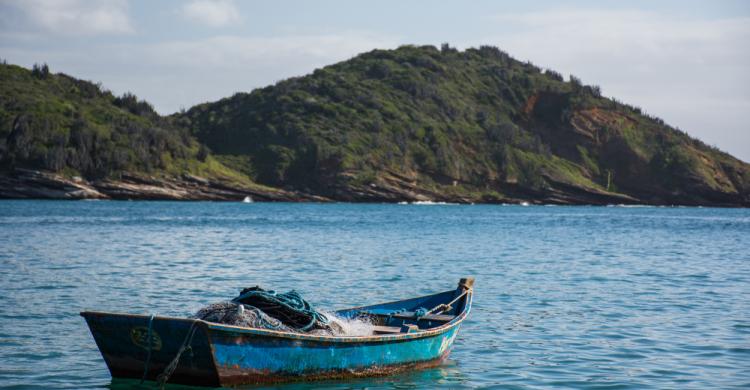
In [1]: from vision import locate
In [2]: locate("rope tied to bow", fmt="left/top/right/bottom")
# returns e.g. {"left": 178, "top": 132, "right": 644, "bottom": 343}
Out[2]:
{"left": 139, "top": 314, "right": 155, "bottom": 384}
{"left": 155, "top": 320, "right": 199, "bottom": 389}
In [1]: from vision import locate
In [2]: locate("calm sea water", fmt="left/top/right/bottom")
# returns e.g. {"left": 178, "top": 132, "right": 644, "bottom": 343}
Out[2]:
{"left": 0, "top": 201, "right": 749, "bottom": 389}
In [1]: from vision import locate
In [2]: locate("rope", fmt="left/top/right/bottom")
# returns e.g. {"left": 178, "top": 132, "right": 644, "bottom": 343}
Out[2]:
{"left": 410, "top": 290, "right": 470, "bottom": 319}
{"left": 427, "top": 289, "right": 469, "bottom": 316}
{"left": 155, "top": 320, "right": 199, "bottom": 389}
{"left": 139, "top": 314, "right": 155, "bottom": 384}
{"left": 232, "top": 287, "right": 330, "bottom": 332}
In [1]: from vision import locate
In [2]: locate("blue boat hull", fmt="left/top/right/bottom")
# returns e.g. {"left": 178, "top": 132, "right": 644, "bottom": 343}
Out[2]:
{"left": 81, "top": 280, "right": 473, "bottom": 387}
{"left": 206, "top": 323, "right": 461, "bottom": 385}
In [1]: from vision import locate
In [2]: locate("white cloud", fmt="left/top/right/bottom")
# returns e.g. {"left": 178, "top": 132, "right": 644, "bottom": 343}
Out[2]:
{"left": 474, "top": 9, "right": 750, "bottom": 161}
{"left": 128, "top": 32, "right": 398, "bottom": 109}
{"left": 1, "top": 4, "right": 746, "bottom": 162}
{"left": 2, "top": 0, "right": 133, "bottom": 35}
{"left": 141, "top": 33, "right": 395, "bottom": 69}
{"left": 181, "top": 0, "right": 240, "bottom": 28}
{"left": 0, "top": 31, "right": 398, "bottom": 112}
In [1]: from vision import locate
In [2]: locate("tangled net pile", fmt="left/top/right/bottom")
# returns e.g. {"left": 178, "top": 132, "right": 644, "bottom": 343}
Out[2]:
{"left": 193, "top": 286, "right": 370, "bottom": 336}
{"left": 193, "top": 302, "right": 294, "bottom": 332}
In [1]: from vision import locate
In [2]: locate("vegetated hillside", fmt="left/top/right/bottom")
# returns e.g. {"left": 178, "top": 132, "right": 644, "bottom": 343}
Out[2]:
{"left": 0, "top": 62, "right": 317, "bottom": 201}
{"left": 179, "top": 44, "right": 750, "bottom": 206}
{"left": 2, "top": 45, "right": 749, "bottom": 205}
{"left": 0, "top": 62, "right": 238, "bottom": 180}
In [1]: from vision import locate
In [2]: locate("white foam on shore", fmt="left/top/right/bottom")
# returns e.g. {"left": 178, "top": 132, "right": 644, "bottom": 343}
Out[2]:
{"left": 411, "top": 200, "right": 458, "bottom": 205}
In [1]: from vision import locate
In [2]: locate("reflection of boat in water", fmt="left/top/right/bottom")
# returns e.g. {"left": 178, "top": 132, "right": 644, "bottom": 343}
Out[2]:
{"left": 242, "top": 196, "right": 253, "bottom": 203}
{"left": 80, "top": 278, "right": 474, "bottom": 387}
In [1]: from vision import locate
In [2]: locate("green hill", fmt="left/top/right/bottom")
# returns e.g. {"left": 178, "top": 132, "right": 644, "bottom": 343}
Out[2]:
{"left": 2, "top": 45, "right": 749, "bottom": 205}
{"left": 0, "top": 62, "right": 324, "bottom": 201}
{"left": 179, "top": 45, "right": 750, "bottom": 206}
{"left": 0, "top": 62, "right": 245, "bottom": 182}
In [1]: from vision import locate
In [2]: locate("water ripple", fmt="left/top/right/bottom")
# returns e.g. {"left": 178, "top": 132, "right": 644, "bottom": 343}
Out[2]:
{"left": 0, "top": 201, "right": 748, "bottom": 389}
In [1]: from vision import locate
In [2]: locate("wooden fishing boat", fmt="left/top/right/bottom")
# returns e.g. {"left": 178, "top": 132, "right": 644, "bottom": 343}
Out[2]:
{"left": 81, "top": 278, "right": 474, "bottom": 387}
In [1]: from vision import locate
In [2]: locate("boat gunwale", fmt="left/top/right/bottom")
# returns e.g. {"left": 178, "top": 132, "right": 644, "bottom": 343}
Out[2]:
{"left": 80, "top": 289, "right": 472, "bottom": 344}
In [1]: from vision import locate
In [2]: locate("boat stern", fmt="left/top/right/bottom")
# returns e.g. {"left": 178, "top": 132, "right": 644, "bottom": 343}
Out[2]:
{"left": 80, "top": 311, "right": 220, "bottom": 387}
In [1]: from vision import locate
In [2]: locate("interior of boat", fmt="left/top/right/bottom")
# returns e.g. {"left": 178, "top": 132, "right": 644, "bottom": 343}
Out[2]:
{"left": 334, "top": 287, "right": 470, "bottom": 335}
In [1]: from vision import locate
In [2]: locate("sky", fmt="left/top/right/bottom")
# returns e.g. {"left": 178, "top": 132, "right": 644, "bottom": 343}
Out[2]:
{"left": 1, "top": 0, "right": 748, "bottom": 162}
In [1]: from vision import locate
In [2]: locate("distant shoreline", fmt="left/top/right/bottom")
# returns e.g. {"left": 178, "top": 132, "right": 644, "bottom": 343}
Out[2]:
{"left": 1, "top": 169, "right": 746, "bottom": 208}
{"left": 0, "top": 199, "right": 734, "bottom": 209}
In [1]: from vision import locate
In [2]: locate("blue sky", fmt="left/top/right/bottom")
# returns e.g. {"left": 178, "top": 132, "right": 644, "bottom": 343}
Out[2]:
{"left": 1, "top": 0, "right": 748, "bottom": 161}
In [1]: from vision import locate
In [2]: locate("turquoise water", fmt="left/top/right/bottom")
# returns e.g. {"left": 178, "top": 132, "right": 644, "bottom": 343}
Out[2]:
{"left": 0, "top": 201, "right": 749, "bottom": 389}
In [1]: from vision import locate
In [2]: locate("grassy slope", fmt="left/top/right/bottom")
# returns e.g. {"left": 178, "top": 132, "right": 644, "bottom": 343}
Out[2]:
{"left": 180, "top": 45, "right": 750, "bottom": 205}
{"left": 0, "top": 63, "right": 250, "bottom": 184}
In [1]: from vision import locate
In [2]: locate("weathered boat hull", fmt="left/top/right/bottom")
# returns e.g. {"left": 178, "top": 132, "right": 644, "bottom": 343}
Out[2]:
{"left": 82, "top": 313, "right": 219, "bottom": 386}
{"left": 81, "top": 280, "right": 472, "bottom": 387}
{"left": 207, "top": 323, "right": 460, "bottom": 385}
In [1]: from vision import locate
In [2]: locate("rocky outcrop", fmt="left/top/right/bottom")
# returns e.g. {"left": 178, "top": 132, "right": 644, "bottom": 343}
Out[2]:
{"left": 0, "top": 168, "right": 329, "bottom": 202}
{"left": 0, "top": 167, "right": 745, "bottom": 206}
{"left": 318, "top": 169, "right": 640, "bottom": 205}
{"left": 0, "top": 169, "right": 108, "bottom": 199}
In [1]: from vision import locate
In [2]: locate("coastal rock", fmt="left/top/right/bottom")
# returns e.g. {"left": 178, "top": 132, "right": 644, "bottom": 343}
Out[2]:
{"left": 0, "top": 169, "right": 107, "bottom": 199}
{"left": 0, "top": 169, "right": 329, "bottom": 202}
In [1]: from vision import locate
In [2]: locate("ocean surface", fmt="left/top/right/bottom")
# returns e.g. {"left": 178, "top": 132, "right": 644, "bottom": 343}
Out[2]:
{"left": 0, "top": 201, "right": 748, "bottom": 389}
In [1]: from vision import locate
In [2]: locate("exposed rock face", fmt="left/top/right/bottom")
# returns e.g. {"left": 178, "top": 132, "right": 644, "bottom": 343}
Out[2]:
{"left": 0, "top": 169, "right": 328, "bottom": 202}
{"left": 0, "top": 166, "right": 743, "bottom": 206}
{"left": 0, "top": 169, "right": 107, "bottom": 199}
{"left": 326, "top": 169, "right": 640, "bottom": 205}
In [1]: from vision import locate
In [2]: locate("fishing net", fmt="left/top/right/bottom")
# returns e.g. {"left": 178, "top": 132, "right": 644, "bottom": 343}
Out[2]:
{"left": 192, "top": 302, "right": 295, "bottom": 332}
{"left": 193, "top": 286, "right": 373, "bottom": 336}
{"left": 232, "top": 286, "right": 331, "bottom": 332}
